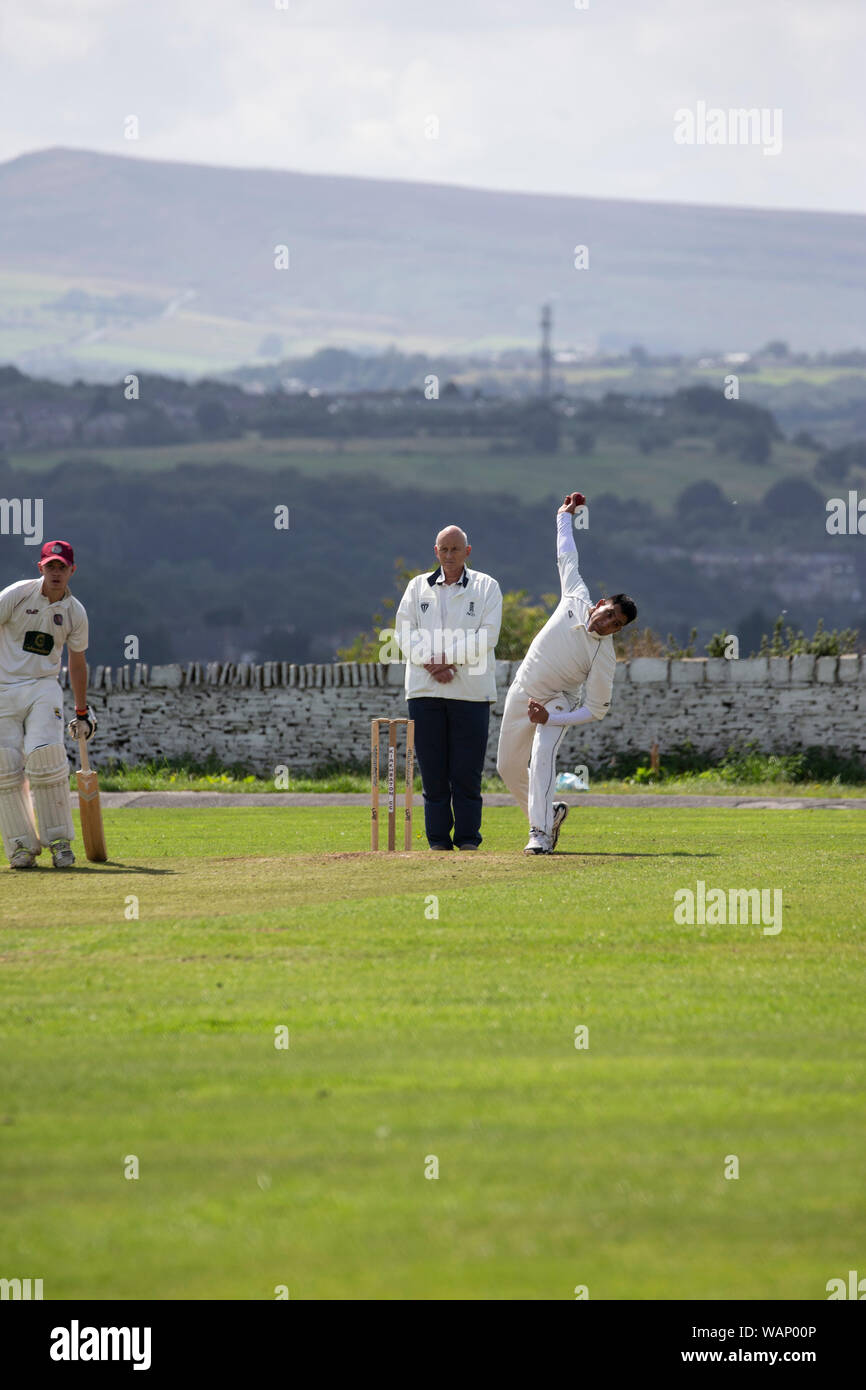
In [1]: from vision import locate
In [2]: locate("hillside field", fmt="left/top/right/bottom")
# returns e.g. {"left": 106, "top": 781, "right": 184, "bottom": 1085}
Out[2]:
{"left": 5, "top": 432, "right": 825, "bottom": 514}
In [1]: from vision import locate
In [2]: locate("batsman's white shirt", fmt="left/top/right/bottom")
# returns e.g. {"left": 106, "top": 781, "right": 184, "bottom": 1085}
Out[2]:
{"left": 0, "top": 579, "right": 89, "bottom": 684}
{"left": 514, "top": 513, "right": 615, "bottom": 715}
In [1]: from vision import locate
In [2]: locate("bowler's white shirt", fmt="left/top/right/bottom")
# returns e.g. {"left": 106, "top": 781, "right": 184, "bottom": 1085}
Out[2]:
{"left": 0, "top": 578, "right": 89, "bottom": 684}
{"left": 514, "top": 513, "right": 615, "bottom": 719}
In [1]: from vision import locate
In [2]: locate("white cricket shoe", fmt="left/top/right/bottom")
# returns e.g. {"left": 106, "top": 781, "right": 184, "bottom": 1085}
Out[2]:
{"left": 523, "top": 828, "right": 552, "bottom": 856}
{"left": 550, "top": 801, "right": 569, "bottom": 850}
{"left": 49, "top": 839, "right": 75, "bottom": 869}
{"left": 10, "top": 843, "right": 38, "bottom": 870}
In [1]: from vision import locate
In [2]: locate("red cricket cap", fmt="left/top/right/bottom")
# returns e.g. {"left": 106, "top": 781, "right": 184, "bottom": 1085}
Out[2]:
{"left": 39, "top": 540, "right": 75, "bottom": 567}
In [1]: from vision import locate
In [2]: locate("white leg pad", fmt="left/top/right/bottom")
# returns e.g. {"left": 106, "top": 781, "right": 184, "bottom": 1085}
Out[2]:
{"left": 0, "top": 745, "right": 41, "bottom": 858}
{"left": 25, "top": 743, "right": 74, "bottom": 846}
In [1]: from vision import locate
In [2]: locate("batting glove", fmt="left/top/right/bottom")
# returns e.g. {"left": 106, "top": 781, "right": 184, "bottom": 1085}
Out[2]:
{"left": 68, "top": 707, "right": 98, "bottom": 741}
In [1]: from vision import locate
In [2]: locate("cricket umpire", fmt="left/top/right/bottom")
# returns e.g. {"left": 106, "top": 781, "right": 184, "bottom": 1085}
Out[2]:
{"left": 394, "top": 525, "right": 502, "bottom": 850}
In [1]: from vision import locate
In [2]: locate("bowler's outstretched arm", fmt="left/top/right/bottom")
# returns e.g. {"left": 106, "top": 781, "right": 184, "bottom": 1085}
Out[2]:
{"left": 556, "top": 493, "right": 590, "bottom": 603}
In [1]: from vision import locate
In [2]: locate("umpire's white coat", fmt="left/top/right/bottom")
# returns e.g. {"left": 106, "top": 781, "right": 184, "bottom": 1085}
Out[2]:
{"left": 394, "top": 565, "right": 502, "bottom": 702}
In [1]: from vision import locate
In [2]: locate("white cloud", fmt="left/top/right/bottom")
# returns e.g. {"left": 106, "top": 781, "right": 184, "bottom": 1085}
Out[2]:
{"left": 0, "top": 0, "right": 109, "bottom": 68}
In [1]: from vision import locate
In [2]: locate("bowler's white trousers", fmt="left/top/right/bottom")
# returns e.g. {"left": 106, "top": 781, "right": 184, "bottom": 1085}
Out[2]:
{"left": 496, "top": 678, "right": 576, "bottom": 836}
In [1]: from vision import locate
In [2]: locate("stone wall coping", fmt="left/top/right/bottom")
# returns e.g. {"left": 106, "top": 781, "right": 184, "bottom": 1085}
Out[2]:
{"left": 56, "top": 653, "right": 865, "bottom": 692}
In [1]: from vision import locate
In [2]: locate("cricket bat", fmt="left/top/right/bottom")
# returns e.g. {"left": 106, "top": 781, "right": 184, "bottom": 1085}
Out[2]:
{"left": 76, "top": 734, "right": 108, "bottom": 862}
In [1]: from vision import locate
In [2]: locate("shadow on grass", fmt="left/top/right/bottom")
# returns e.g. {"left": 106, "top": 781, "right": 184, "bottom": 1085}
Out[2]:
{"left": 552, "top": 850, "right": 720, "bottom": 858}
{"left": 37, "top": 863, "right": 177, "bottom": 875}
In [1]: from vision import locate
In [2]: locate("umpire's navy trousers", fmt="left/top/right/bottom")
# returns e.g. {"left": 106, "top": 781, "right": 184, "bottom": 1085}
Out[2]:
{"left": 407, "top": 697, "right": 491, "bottom": 849}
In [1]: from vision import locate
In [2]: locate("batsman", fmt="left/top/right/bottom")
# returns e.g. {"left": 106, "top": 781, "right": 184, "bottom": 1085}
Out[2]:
{"left": 0, "top": 540, "right": 98, "bottom": 869}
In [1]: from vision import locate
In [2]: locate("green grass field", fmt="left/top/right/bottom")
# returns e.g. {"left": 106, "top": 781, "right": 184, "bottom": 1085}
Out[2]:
{"left": 88, "top": 767, "right": 866, "bottom": 799}
{"left": 1, "top": 804, "right": 864, "bottom": 1300}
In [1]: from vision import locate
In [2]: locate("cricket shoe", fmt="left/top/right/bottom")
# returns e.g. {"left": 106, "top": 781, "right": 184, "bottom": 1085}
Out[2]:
{"left": 10, "top": 843, "right": 38, "bottom": 870}
{"left": 550, "top": 801, "right": 569, "bottom": 851}
{"left": 49, "top": 839, "right": 75, "bottom": 869}
{"left": 523, "top": 828, "right": 552, "bottom": 855}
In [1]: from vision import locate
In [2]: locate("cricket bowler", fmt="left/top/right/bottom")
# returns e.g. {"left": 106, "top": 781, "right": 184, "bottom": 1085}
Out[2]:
{"left": 0, "top": 540, "right": 97, "bottom": 869}
{"left": 496, "top": 492, "right": 637, "bottom": 854}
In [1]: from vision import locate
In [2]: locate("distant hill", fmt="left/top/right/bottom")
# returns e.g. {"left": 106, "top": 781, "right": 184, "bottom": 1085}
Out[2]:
{"left": 2, "top": 147, "right": 866, "bottom": 380}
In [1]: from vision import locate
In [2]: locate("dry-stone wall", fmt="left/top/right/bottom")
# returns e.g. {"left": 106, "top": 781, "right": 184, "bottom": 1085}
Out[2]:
{"left": 59, "top": 655, "right": 866, "bottom": 776}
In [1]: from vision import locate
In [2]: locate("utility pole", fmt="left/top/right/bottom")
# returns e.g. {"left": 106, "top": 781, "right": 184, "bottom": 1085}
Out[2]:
{"left": 540, "top": 303, "right": 552, "bottom": 399}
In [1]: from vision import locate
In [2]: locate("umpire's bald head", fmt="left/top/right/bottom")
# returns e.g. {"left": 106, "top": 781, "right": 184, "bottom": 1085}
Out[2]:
{"left": 434, "top": 525, "right": 471, "bottom": 583}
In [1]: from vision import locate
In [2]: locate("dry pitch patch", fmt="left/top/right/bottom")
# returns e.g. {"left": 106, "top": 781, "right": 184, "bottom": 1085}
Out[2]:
{"left": 1, "top": 804, "right": 744, "bottom": 928}
{"left": 0, "top": 848, "right": 668, "bottom": 929}
{"left": 1, "top": 802, "right": 862, "bottom": 930}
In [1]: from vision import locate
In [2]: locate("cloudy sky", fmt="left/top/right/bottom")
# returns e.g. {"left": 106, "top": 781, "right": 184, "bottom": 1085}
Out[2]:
{"left": 1, "top": 0, "right": 863, "bottom": 212}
